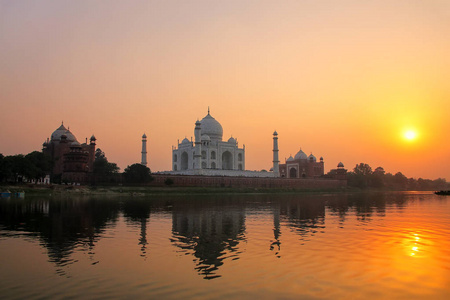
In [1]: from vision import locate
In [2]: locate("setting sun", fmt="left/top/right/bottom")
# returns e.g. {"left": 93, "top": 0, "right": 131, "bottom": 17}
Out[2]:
{"left": 404, "top": 130, "right": 418, "bottom": 141}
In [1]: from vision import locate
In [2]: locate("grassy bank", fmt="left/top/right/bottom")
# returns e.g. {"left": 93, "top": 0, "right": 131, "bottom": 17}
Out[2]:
{"left": 1, "top": 183, "right": 349, "bottom": 196}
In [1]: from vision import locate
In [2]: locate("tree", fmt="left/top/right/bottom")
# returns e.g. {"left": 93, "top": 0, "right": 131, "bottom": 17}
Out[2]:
{"left": 93, "top": 148, "right": 119, "bottom": 175}
{"left": 394, "top": 172, "right": 408, "bottom": 190}
{"left": 353, "top": 163, "right": 373, "bottom": 176}
{"left": 123, "top": 164, "right": 153, "bottom": 184}
{"left": 433, "top": 178, "right": 448, "bottom": 190}
{"left": 0, "top": 154, "right": 6, "bottom": 182}
{"left": 25, "top": 151, "right": 52, "bottom": 181}
{"left": 372, "top": 167, "right": 385, "bottom": 188}
{"left": 348, "top": 163, "right": 373, "bottom": 188}
{"left": 3, "top": 155, "right": 27, "bottom": 183}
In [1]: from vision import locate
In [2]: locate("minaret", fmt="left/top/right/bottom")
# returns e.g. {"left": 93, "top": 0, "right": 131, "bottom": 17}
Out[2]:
{"left": 141, "top": 133, "right": 147, "bottom": 166}
{"left": 273, "top": 131, "right": 280, "bottom": 177}
{"left": 194, "top": 120, "right": 202, "bottom": 170}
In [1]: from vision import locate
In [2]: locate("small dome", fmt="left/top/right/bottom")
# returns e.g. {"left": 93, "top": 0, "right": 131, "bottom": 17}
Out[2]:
{"left": 320, "top": 157, "right": 324, "bottom": 161}
{"left": 228, "top": 136, "right": 236, "bottom": 144}
{"left": 90, "top": 134, "right": 96, "bottom": 141}
{"left": 337, "top": 162, "right": 344, "bottom": 168}
{"left": 308, "top": 153, "right": 316, "bottom": 162}
{"left": 287, "top": 155, "right": 294, "bottom": 162}
{"left": 294, "top": 149, "right": 308, "bottom": 160}
{"left": 200, "top": 112, "right": 223, "bottom": 141}
{"left": 181, "top": 137, "right": 190, "bottom": 144}
{"left": 201, "top": 134, "right": 211, "bottom": 141}
{"left": 273, "top": 131, "right": 278, "bottom": 136}
{"left": 142, "top": 133, "right": 147, "bottom": 139}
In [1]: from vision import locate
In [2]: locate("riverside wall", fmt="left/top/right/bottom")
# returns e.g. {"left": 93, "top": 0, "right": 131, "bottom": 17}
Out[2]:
{"left": 149, "top": 174, "right": 347, "bottom": 189}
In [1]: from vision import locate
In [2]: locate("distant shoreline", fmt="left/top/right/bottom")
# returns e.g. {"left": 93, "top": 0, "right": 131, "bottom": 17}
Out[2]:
{"left": 0, "top": 184, "right": 436, "bottom": 197}
{"left": 0, "top": 184, "right": 348, "bottom": 196}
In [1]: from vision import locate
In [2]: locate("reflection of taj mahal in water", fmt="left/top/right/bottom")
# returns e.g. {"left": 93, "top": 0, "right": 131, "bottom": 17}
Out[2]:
{"left": 153, "top": 108, "right": 345, "bottom": 178}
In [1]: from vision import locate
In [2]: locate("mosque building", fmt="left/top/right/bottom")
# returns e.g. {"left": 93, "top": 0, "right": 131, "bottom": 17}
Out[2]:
{"left": 42, "top": 122, "right": 96, "bottom": 182}
{"left": 278, "top": 149, "right": 325, "bottom": 178}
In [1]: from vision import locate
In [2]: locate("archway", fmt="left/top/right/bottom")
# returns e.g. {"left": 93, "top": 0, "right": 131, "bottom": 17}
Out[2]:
{"left": 181, "top": 152, "right": 188, "bottom": 170}
{"left": 289, "top": 167, "right": 297, "bottom": 178}
{"left": 222, "top": 151, "right": 233, "bottom": 170}
{"left": 211, "top": 162, "right": 216, "bottom": 169}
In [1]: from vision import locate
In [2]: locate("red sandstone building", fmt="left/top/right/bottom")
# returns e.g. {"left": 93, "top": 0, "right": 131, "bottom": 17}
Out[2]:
{"left": 279, "top": 149, "right": 324, "bottom": 178}
{"left": 42, "top": 123, "right": 96, "bottom": 183}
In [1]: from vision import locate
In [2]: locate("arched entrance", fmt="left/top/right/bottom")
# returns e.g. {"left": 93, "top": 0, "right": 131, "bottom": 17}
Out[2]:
{"left": 222, "top": 151, "right": 233, "bottom": 170}
{"left": 289, "top": 167, "right": 297, "bottom": 178}
{"left": 181, "top": 152, "right": 188, "bottom": 170}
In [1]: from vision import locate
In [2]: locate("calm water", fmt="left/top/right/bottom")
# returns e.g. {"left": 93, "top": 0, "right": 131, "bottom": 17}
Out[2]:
{"left": 0, "top": 192, "right": 449, "bottom": 299}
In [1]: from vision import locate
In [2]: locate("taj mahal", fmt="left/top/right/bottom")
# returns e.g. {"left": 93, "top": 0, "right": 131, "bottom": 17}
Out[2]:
{"left": 141, "top": 108, "right": 344, "bottom": 179}
{"left": 159, "top": 109, "right": 270, "bottom": 177}
{"left": 173, "top": 109, "right": 246, "bottom": 172}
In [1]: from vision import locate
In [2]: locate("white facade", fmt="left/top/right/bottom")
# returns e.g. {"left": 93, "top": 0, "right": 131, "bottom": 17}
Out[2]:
{"left": 172, "top": 111, "right": 246, "bottom": 173}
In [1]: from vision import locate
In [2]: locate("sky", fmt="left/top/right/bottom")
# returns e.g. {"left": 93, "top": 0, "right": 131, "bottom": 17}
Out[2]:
{"left": 1, "top": 0, "right": 449, "bottom": 180}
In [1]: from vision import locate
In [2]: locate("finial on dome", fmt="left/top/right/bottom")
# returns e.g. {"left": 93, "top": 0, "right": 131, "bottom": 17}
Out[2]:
{"left": 208, "top": 106, "right": 210, "bottom": 115}
{"left": 61, "top": 121, "right": 64, "bottom": 125}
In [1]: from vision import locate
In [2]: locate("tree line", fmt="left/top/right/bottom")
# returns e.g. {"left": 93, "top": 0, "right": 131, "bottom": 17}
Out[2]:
{"left": 0, "top": 152, "right": 52, "bottom": 183}
{"left": 346, "top": 163, "right": 448, "bottom": 191}
{"left": 1, "top": 149, "right": 152, "bottom": 184}
{"left": 1, "top": 150, "right": 446, "bottom": 189}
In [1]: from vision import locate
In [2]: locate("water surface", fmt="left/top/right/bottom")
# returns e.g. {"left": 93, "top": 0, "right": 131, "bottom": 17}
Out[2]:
{"left": 0, "top": 192, "right": 449, "bottom": 299}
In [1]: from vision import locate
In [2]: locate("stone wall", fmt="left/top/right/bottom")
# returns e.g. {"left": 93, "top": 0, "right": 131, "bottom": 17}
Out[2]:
{"left": 150, "top": 174, "right": 347, "bottom": 189}
{"left": 158, "top": 169, "right": 276, "bottom": 178}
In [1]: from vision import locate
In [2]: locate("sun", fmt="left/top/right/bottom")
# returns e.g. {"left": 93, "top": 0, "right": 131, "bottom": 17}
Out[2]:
{"left": 403, "top": 130, "right": 417, "bottom": 141}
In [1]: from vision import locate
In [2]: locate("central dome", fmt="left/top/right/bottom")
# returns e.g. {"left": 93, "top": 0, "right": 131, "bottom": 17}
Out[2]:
{"left": 51, "top": 123, "right": 78, "bottom": 142}
{"left": 294, "top": 149, "right": 307, "bottom": 160}
{"left": 200, "top": 112, "right": 223, "bottom": 141}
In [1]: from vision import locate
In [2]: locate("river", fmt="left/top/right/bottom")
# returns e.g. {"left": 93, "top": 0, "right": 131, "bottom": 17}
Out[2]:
{"left": 0, "top": 191, "right": 449, "bottom": 299}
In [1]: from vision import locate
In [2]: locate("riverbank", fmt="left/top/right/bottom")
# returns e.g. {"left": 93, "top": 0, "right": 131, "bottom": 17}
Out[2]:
{"left": 1, "top": 183, "right": 352, "bottom": 196}
{"left": 2, "top": 184, "right": 438, "bottom": 197}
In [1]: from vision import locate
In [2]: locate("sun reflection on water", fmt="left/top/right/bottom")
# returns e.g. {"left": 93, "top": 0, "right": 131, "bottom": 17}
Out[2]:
{"left": 409, "top": 233, "right": 420, "bottom": 256}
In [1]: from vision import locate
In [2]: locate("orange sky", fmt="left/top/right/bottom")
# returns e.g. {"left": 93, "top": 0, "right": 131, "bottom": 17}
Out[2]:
{"left": 1, "top": 0, "right": 449, "bottom": 180}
